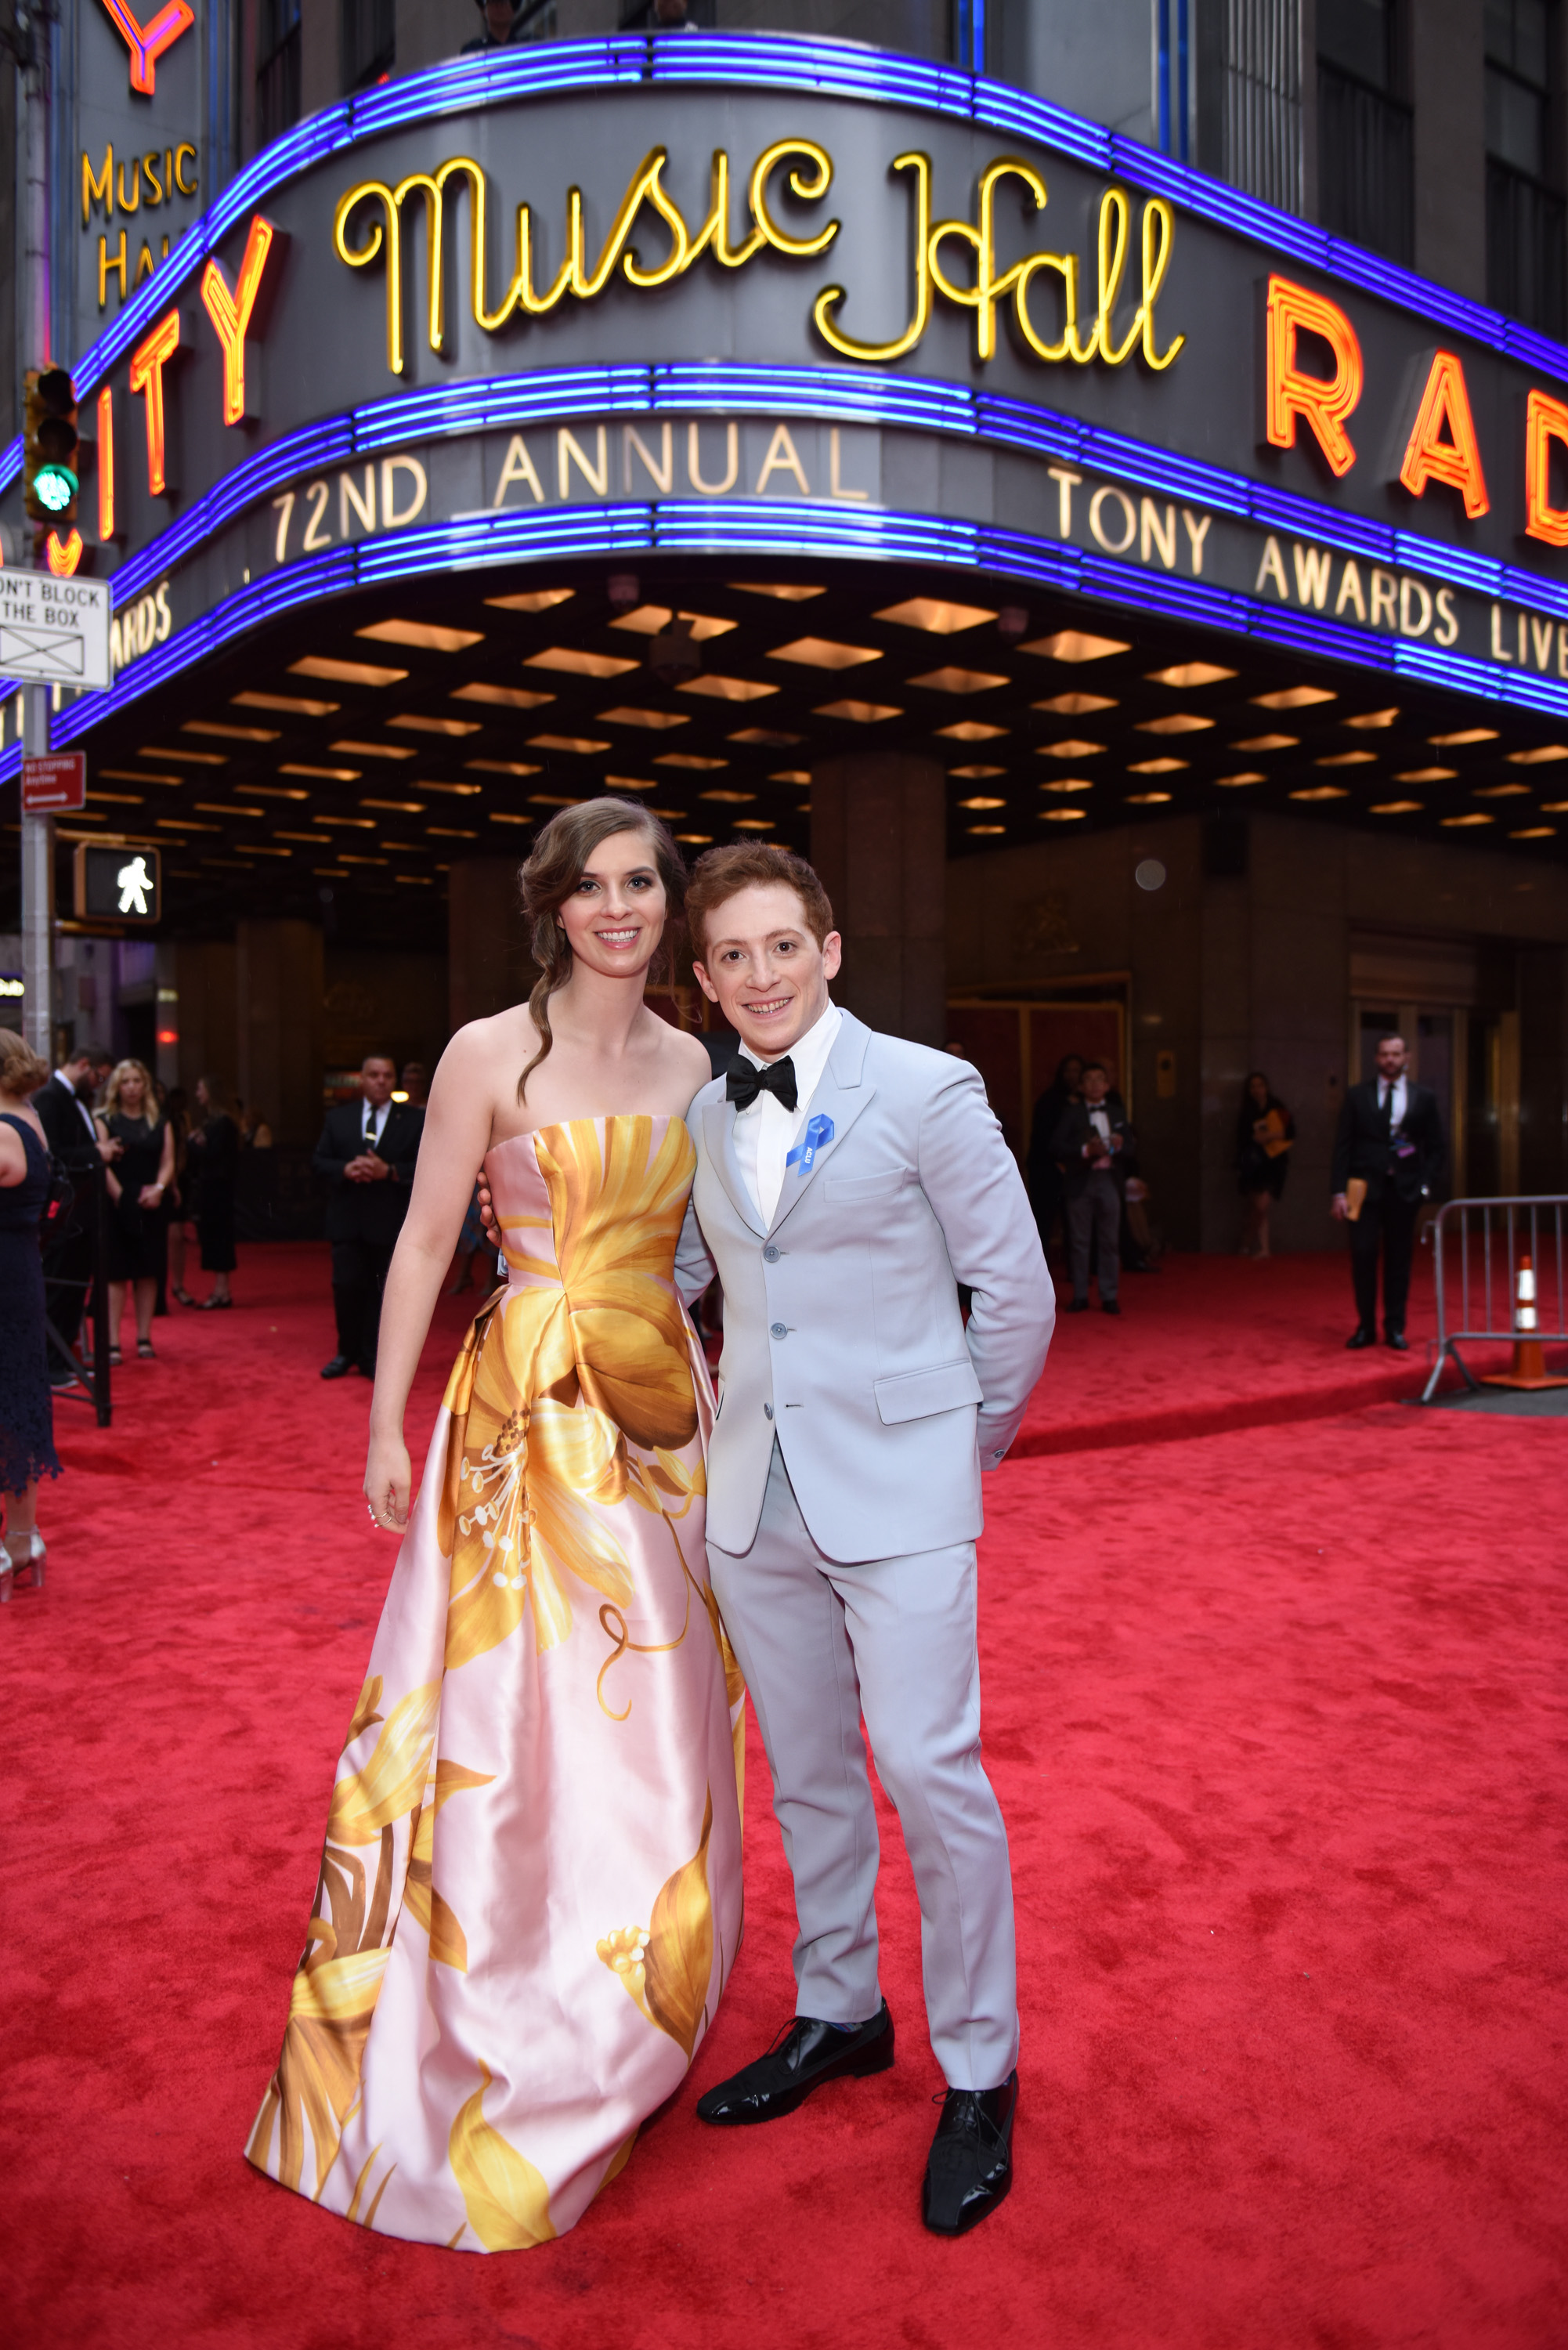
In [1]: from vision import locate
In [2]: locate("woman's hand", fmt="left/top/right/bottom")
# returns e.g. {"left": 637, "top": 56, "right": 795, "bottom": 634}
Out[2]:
{"left": 139, "top": 1181, "right": 164, "bottom": 1209}
{"left": 364, "top": 1430, "right": 412, "bottom": 1531}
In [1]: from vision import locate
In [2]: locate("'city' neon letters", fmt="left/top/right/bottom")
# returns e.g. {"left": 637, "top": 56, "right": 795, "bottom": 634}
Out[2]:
{"left": 1398, "top": 350, "right": 1489, "bottom": 518}
{"left": 1264, "top": 275, "right": 1363, "bottom": 478}
{"left": 200, "top": 216, "right": 280, "bottom": 426}
{"left": 128, "top": 309, "right": 180, "bottom": 495}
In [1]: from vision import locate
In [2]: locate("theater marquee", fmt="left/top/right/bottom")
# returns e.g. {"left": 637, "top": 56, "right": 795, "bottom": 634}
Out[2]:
{"left": 8, "top": 31, "right": 1568, "bottom": 768}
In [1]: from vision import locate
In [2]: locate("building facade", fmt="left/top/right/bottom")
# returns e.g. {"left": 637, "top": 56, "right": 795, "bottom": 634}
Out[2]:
{"left": 3, "top": 2, "right": 1567, "bottom": 1248}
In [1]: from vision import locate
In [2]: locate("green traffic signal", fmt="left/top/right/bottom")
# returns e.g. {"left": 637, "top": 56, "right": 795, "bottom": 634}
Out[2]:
{"left": 24, "top": 366, "right": 80, "bottom": 526}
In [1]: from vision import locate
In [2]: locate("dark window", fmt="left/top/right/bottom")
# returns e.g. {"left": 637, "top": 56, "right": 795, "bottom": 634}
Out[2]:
{"left": 1485, "top": 0, "right": 1563, "bottom": 331}
{"left": 342, "top": 0, "right": 395, "bottom": 91}
{"left": 256, "top": 0, "right": 302, "bottom": 148}
{"left": 1317, "top": 2, "right": 1412, "bottom": 266}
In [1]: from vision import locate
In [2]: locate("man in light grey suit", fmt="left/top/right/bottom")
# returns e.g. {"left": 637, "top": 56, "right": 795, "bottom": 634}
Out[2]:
{"left": 674, "top": 843, "right": 1053, "bottom": 2236}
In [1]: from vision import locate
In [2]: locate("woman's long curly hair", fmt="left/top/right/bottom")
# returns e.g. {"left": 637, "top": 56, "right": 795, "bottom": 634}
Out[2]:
{"left": 517, "top": 795, "right": 688, "bottom": 1103}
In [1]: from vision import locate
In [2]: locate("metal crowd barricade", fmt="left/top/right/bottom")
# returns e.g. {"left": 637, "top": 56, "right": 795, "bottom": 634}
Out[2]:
{"left": 1422, "top": 1195, "right": 1568, "bottom": 1403}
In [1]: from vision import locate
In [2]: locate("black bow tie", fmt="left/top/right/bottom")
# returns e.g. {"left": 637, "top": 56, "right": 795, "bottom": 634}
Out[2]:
{"left": 728, "top": 1057, "right": 798, "bottom": 1113}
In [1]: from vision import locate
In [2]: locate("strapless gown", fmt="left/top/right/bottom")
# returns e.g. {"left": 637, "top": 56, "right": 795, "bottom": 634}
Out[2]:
{"left": 247, "top": 1116, "right": 745, "bottom": 2250}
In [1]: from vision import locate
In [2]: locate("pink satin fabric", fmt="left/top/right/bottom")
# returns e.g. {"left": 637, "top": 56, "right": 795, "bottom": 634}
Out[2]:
{"left": 246, "top": 1116, "right": 745, "bottom": 2250}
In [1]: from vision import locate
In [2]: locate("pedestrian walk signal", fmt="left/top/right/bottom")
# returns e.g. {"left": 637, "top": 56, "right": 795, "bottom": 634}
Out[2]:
{"left": 73, "top": 841, "right": 161, "bottom": 924}
{"left": 24, "top": 368, "right": 80, "bottom": 524}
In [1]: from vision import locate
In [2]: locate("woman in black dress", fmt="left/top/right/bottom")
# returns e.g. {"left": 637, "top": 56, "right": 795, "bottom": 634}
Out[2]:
{"left": 0, "top": 1030, "right": 62, "bottom": 1600}
{"left": 96, "top": 1058, "right": 175, "bottom": 1361}
{"left": 186, "top": 1074, "right": 238, "bottom": 1309}
{"left": 1237, "top": 1071, "right": 1295, "bottom": 1258}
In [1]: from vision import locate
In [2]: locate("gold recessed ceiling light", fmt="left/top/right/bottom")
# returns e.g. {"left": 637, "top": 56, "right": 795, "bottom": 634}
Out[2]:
{"left": 428, "top": 825, "right": 478, "bottom": 839}
{"left": 1430, "top": 728, "right": 1499, "bottom": 745}
{"left": 603, "top": 776, "right": 657, "bottom": 792}
{"left": 280, "top": 762, "right": 362, "bottom": 782}
{"left": 599, "top": 707, "right": 689, "bottom": 729}
{"left": 951, "top": 765, "right": 1006, "bottom": 779}
{"left": 232, "top": 692, "right": 340, "bottom": 716}
{"left": 529, "top": 794, "right": 587, "bottom": 808}
{"left": 525, "top": 647, "right": 639, "bottom": 678}
{"left": 1145, "top": 662, "right": 1237, "bottom": 687}
{"left": 1345, "top": 708, "right": 1400, "bottom": 729}
{"left": 1396, "top": 766, "right": 1457, "bottom": 782}
{"left": 388, "top": 714, "right": 482, "bottom": 736}
{"left": 194, "top": 801, "right": 266, "bottom": 818}
{"left": 732, "top": 818, "right": 776, "bottom": 831}
{"left": 451, "top": 683, "right": 555, "bottom": 710}
{"left": 526, "top": 734, "right": 612, "bottom": 754}
{"left": 909, "top": 667, "right": 1009, "bottom": 694}
{"left": 770, "top": 769, "right": 811, "bottom": 784}
{"left": 87, "top": 790, "right": 143, "bottom": 804}
{"left": 654, "top": 753, "right": 728, "bottom": 769}
{"left": 100, "top": 768, "right": 183, "bottom": 786}
{"left": 700, "top": 789, "right": 757, "bottom": 804}
{"left": 875, "top": 596, "right": 997, "bottom": 633}
{"left": 465, "top": 761, "right": 540, "bottom": 779}
{"left": 247, "top": 785, "right": 310, "bottom": 801}
{"left": 291, "top": 656, "right": 407, "bottom": 686}
{"left": 727, "top": 583, "right": 825, "bottom": 601}
{"left": 1473, "top": 783, "right": 1531, "bottom": 797}
{"left": 768, "top": 638, "right": 882, "bottom": 669}
{"left": 331, "top": 739, "right": 417, "bottom": 760}
{"left": 275, "top": 830, "right": 334, "bottom": 841}
{"left": 813, "top": 699, "right": 902, "bottom": 722}
{"left": 675, "top": 831, "right": 715, "bottom": 843}
{"left": 1128, "top": 757, "right": 1187, "bottom": 773}
{"left": 357, "top": 619, "right": 483, "bottom": 653}
{"left": 1040, "top": 777, "right": 1093, "bottom": 794}
{"left": 1441, "top": 812, "right": 1494, "bottom": 826}
{"left": 1213, "top": 773, "right": 1266, "bottom": 788}
{"left": 1316, "top": 751, "right": 1377, "bottom": 766}
{"left": 612, "top": 606, "right": 736, "bottom": 639}
{"left": 728, "top": 727, "right": 801, "bottom": 745}
{"left": 967, "top": 822, "right": 1007, "bottom": 834}
{"left": 1370, "top": 800, "right": 1423, "bottom": 813}
{"left": 1290, "top": 786, "right": 1349, "bottom": 801}
{"left": 681, "top": 675, "right": 779, "bottom": 701}
{"left": 958, "top": 795, "right": 1006, "bottom": 809}
{"left": 485, "top": 588, "right": 575, "bottom": 613}
{"left": 937, "top": 721, "right": 1008, "bottom": 741}
{"left": 312, "top": 814, "right": 376, "bottom": 829}
{"left": 1126, "top": 790, "right": 1172, "bottom": 804}
{"left": 1022, "top": 630, "right": 1129, "bottom": 663}
{"left": 490, "top": 811, "right": 532, "bottom": 826}
{"left": 184, "top": 720, "right": 280, "bottom": 741}
{"left": 1232, "top": 734, "right": 1298, "bottom": 751}
{"left": 1511, "top": 825, "right": 1556, "bottom": 837}
{"left": 1507, "top": 744, "right": 1568, "bottom": 763}
{"left": 140, "top": 745, "right": 226, "bottom": 765}
{"left": 1136, "top": 714, "right": 1214, "bottom": 735}
{"left": 1035, "top": 693, "right": 1115, "bottom": 716}
{"left": 1036, "top": 739, "right": 1106, "bottom": 757}
{"left": 360, "top": 797, "right": 426, "bottom": 813}
{"left": 1252, "top": 685, "right": 1335, "bottom": 708}
{"left": 1039, "top": 808, "right": 1086, "bottom": 822}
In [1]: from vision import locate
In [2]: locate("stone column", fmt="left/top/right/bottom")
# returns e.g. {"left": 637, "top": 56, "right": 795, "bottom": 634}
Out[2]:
{"left": 809, "top": 753, "right": 946, "bottom": 1047}
{"left": 235, "top": 917, "right": 325, "bottom": 1149}
{"left": 448, "top": 858, "right": 536, "bottom": 1032}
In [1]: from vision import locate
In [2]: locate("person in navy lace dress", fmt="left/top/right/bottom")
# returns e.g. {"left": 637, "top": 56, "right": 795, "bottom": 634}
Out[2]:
{"left": 0, "top": 1030, "right": 62, "bottom": 1600}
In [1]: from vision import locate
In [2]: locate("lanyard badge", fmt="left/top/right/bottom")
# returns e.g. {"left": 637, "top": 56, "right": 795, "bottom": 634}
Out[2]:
{"left": 786, "top": 1114, "right": 834, "bottom": 1176}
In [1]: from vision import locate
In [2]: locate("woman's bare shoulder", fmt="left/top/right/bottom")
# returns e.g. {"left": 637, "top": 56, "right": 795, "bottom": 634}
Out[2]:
{"left": 661, "top": 1022, "right": 718, "bottom": 1095}
{"left": 437, "top": 1007, "right": 538, "bottom": 1078}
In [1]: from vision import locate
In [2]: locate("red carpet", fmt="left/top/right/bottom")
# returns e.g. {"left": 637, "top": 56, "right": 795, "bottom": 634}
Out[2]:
{"left": 3, "top": 1249, "right": 1565, "bottom": 2349}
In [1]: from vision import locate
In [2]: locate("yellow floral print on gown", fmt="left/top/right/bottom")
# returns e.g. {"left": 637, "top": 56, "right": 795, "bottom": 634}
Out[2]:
{"left": 246, "top": 1118, "right": 746, "bottom": 2251}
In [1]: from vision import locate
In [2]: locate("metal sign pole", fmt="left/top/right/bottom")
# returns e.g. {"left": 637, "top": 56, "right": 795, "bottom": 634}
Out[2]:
{"left": 18, "top": 6, "right": 55, "bottom": 1062}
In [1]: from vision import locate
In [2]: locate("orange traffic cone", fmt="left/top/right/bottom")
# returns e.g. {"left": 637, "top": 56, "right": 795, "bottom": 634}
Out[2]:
{"left": 1480, "top": 1255, "right": 1568, "bottom": 1390}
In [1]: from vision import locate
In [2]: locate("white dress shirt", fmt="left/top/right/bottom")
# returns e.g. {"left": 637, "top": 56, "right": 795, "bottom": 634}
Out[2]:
{"left": 1378, "top": 1074, "right": 1408, "bottom": 1133}
{"left": 362, "top": 1097, "right": 390, "bottom": 1146}
{"left": 54, "top": 1070, "right": 98, "bottom": 1138}
{"left": 732, "top": 1000, "right": 842, "bottom": 1227}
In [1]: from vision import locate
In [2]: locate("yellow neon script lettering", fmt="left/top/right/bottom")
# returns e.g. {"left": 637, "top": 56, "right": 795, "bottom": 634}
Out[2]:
{"left": 814, "top": 154, "right": 932, "bottom": 363}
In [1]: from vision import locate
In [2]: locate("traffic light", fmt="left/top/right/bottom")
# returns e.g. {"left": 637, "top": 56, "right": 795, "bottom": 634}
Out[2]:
{"left": 24, "top": 367, "right": 80, "bottom": 524}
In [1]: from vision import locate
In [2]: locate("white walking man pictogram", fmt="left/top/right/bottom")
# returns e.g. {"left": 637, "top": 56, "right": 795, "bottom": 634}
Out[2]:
{"left": 116, "top": 853, "right": 153, "bottom": 915}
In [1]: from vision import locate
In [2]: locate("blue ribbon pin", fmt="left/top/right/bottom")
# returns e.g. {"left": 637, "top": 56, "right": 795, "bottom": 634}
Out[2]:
{"left": 786, "top": 1114, "right": 834, "bottom": 1176}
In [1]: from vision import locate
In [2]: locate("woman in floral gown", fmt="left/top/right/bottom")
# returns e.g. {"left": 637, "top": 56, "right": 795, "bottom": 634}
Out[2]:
{"left": 247, "top": 799, "right": 744, "bottom": 2251}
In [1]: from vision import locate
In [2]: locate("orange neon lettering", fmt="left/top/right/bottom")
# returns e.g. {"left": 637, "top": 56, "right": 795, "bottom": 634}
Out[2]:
{"left": 1525, "top": 389, "right": 1568, "bottom": 548}
{"left": 1264, "top": 275, "right": 1363, "bottom": 478}
{"left": 45, "top": 528, "right": 85, "bottom": 577}
{"left": 199, "top": 215, "right": 277, "bottom": 427}
{"left": 1397, "top": 350, "right": 1489, "bottom": 519}
{"left": 96, "top": 0, "right": 195, "bottom": 98}
{"left": 97, "top": 383, "right": 114, "bottom": 540}
{"left": 128, "top": 308, "right": 181, "bottom": 496}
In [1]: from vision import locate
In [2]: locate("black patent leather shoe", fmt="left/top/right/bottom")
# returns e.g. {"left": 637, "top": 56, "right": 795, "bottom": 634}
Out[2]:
{"left": 320, "top": 1354, "right": 354, "bottom": 1379}
{"left": 923, "top": 2070, "right": 1017, "bottom": 2236}
{"left": 1345, "top": 1327, "right": 1375, "bottom": 1350}
{"left": 695, "top": 2002, "right": 894, "bottom": 2124}
{"left": 1386, "top": 1330, "right": 1409, "bottom": 1351}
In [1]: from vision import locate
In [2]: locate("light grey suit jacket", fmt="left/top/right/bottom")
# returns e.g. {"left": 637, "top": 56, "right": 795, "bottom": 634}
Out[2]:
{"left": 674, "top": 1010, "right": 1054, "bottom": 1562}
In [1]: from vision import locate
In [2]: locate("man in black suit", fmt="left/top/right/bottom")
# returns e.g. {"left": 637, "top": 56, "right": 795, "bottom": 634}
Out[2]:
{"left": 1331, "top": 1034, "right": 1446, "bottom": 1351}
{"left": 313, "top": 1054, "right": 424, "bottom": 1379}
{"left": 1051, "top": 1062, "right": 1135, "bottom": 1315}
{"left": 33, "top": 1050, "right": 119, "bottom": 1381}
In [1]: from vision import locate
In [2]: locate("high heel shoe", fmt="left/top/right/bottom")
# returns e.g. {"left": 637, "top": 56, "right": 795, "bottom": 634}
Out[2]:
{"left": 2, "top": 1534, "right": 40, "bottom": 1600}
{"left": 199, "top": 1294, "right": 233, "bottom": 1311}
{"left": 173, "top": 1287, "right": 196, "bottom": 1307}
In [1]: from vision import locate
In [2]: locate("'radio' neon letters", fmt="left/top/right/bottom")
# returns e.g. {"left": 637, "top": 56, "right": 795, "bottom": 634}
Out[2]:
{"left": 128, "top": 309, "right": 181, "bottom": 497}
{"left": 1525, "top": 389, "right": 1568, "bottom": 548}
{"left": 97, "top": 384, "right": 115, "bottom": 540}
{"left": 200, "top": 215, "right": 279, "bottom": 426}
{"left": 1398, "top": 350, "right": 1489, "bottom": 518}
{"left": 1264, "top": 275, "right": 1364, "bottom": 479}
